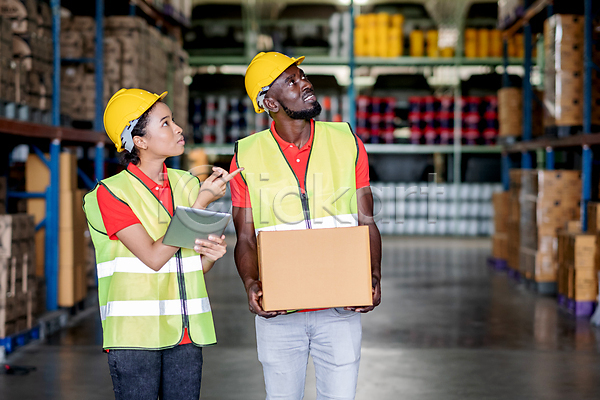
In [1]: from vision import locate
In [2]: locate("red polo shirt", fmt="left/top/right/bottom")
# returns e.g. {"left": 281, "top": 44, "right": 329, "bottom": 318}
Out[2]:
{"left": 229, "top": 120, "right": 370, "bottom": 208}
{"left": 97, "top": 162, "right": 192, "bottom": 345}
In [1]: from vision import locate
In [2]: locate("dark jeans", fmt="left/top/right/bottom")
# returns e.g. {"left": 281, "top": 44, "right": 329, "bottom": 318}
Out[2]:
{"left": 107, "top": 344, "right": 203, "bottom": 400}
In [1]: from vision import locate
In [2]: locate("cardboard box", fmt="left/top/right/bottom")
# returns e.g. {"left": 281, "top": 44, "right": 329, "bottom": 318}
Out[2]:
{"left": 257, "top": 226, "right": 372, "bottom": 311}
{"left": 492, "top": 233, "right": 508, "bottom": 260}
{"left": 573, "top": 268, "right": 598, "bottom": 301}
{"left": 588, "top": 202, "right": 600, "bottom": 234}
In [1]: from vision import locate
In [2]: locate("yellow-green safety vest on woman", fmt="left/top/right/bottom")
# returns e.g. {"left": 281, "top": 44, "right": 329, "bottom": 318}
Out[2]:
{"left": 83, "top": 168, "right": 216, "bottom": 350}
{"left": 236, "top": 121, "right": 359, "bottom": 234}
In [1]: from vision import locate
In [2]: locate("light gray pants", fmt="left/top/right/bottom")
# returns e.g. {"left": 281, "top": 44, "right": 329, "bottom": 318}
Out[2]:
{"left": 255, "top": 308, "right": 362, "bottom": 400}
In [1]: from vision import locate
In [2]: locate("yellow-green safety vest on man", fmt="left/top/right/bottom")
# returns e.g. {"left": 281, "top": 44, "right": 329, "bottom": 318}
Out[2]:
{"left": 236, "top": 121, "right": 359, "bottom": 233}
{"left": 83, "top": 168, "right": 216, "bottom": 350}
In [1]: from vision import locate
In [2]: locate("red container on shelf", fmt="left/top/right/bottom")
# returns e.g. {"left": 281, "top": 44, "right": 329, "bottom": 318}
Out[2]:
{"left": 408, "top": 96, "right": 423, "bottom": 113}
{"left": 410, "top": 126, "right": 423, "bottom": 144}
{"left": 369, "top": 112, "right": 382, "bottom": 143}
{"left": 483, "top": 95, "right": 498, "bottom": 112}
{"left": 423, "top": 111, "right": 436, "bottom": 129}
{"left": 439, "top": 128, "right": 453, "bottom": 144}
{"left": 382, "top": 126, "right": 395, "bottom": 144}
{"left": 384, "top": 97, "right": 396, "bottom": 113}
{"left": 438, "top": 96, "right": 454, "bottom": 113}
{"left": 463, "top": 112, "right": 481, "bottom": 130}
{"left": 408, "top": 111, "right": 422, "bottom": 127}
{"left": 462, "top": 96, "right": 481, "bottom": 114}
{"left": 424, "top": 127, "right": 438, "bottom": 145}
{"left": 437, "top": 111, "right": 454, "bottom": 129}
{"left": 482, "top": 128, "right": 498, "bottom": 144}
{"left": 423, "top": 96, "right": 438, "bottom": 113}
{"left": 357, "top": 95, "right": 371, "bottom": 113}
{"left": 463, "top": 128, "right": 480, "bottom": 145}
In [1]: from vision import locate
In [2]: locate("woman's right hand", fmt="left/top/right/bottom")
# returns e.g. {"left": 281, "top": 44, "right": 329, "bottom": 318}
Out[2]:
{"left": 194, "top": 167, "right": 243, "bottom": 208}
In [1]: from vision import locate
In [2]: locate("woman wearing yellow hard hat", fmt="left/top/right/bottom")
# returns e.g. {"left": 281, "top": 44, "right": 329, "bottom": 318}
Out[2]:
{"left": 83, "top": 88, "right": 241, "bottom": 400}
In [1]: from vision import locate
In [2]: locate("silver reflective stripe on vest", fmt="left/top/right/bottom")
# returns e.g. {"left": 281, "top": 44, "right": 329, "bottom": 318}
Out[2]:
{"left": 254, "top": 213, "right": 358, "bottom": 235}
{"left": 97, "top": 256, "right": 203, "bottom": 279}
{"left": 100, "top": 297, "right": 212, "bottom": 321}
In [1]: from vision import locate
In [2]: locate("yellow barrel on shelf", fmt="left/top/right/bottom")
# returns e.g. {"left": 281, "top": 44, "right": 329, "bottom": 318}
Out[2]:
{"left": 477, "top": 28, "right": 490, "bottom": 58}
{"left": 376, "top": 13, "right": 390, "bottom": 57}
{"left": 464, "top": 28, "right": 477, "bottom": 58}
{"left": 354, "top": 26, "right": 366, "bottom": 56}
{"left": 388, "top": 26, "right": 403, "bottom": 57}
{"left": 440, "top": 47, "right": 455, "bottom": 57}
{"left": 409, "top": 27, "right": 424, "bottom": 57}
{"left": 391, "top": 13, "right": 404, "bottom": 28}
{"left": 490, "top": 29, "right": 502, "bottom": 57}
{"left": 514, "top": 33, "right": 524, "bottom": 58}
{"left": 366, "top": 13, "right": 377, "bottom": 57}
{"left": 426, "top": 29, "right": 438, "bottom": 57}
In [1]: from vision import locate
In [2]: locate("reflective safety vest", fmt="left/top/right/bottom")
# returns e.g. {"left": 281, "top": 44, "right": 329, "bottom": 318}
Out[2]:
{"left": 83, "top": 168, "right": 216, "bottom": 350}
{"left": 235, "top": 121, "right": 359, "bottom": 234}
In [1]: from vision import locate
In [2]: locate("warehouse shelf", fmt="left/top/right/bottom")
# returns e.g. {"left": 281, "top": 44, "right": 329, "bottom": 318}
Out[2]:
{"left": 191, "top": 143, "right": 502, "bottom": 156}
{"left": 188, "top": 55, "right": 531, "bottom": 67}
{"left": 0, "top": 117, "right": 108, "bottom": 144}
{"left": 500, "top": 0, "right": 597, "bottom": 233}
{"left": 505, "top": 133, "right": 600, "bottom": 153}
{"left": 502, "top": 0, "right": 554, "bottom": 38}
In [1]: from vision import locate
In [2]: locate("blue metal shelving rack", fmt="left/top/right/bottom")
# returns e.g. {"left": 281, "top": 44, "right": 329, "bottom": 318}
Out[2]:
{"left": 501, "top": 0, "right": 598, "bottom": 233}
{"left": 9, "top": 0, "right": 106, "bottom": 312}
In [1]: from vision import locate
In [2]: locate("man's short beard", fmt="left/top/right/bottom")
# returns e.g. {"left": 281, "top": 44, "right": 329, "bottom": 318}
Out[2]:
{"left": 280, "top": 101, "right": 322, "bottom": 120}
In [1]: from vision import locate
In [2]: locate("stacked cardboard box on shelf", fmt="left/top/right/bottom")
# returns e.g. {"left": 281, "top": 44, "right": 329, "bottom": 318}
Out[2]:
{"left": 507, "top": 170, "right": 521, "bottom": 272}
{"left": 544, "top": 15, "right": 600, "bottom": 135}
{"left": 519, "top": 170, "right": 581, "bottom": 285}
{"left": 25, "top": 152, "right": 89, "bottom": 308}
{"left": 0, "top": 214, "right": 38, "bottom": 338}
{"left": 498, "top": 88, "right": 544, "bottom": 139}
{"left": 492, "top": 191, "right": 509, "bottom": 260}
{"left": 0, "top": 1, "right": 53, "bottom": 110}
{"left": 60, "top": 16, "right": 189, "bottom": 127}
{"left": 60, "top": 16, "right": 95, "bottom": 121}
{"left": 557, "top": 217, "right": 598, "bottom": 316}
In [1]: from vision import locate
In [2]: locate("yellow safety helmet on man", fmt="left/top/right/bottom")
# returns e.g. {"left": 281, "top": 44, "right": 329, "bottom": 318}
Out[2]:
{"left": 245, "top": 52, "right": 305, "bottom": 114}
{"left": 103, "top": 88, "right": 167, "bottom": 152}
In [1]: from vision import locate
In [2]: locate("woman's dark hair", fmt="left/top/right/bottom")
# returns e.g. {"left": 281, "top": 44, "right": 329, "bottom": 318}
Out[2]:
{"left": 120, "top": 101, "right": 160, "bottom": 166}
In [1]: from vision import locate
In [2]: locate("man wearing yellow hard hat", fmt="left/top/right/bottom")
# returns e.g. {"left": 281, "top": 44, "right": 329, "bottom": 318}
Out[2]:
{"left": 230, "top": 52, "right": 382, "bottom": 399}
{"left": 83, "top": 88, "right": 241, "bottom": 399}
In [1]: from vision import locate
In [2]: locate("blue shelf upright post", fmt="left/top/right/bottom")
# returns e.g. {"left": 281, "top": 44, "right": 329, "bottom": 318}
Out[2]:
{"left": 51, "top": 0, "right": 60, "bottom": 127}
{"left": 581, "top": 0, "right": 595, "bottom": 231}
{"left": 501, "top": 153, "right": 511, "bottom": 191}
{"left": 46, "top": 0, "right": 62, "bottom": 311}
{"left": 582, "top": 146, "right": 593, "bottom": 232}
{"left": 521, "top": 22, "right": 533, "bottom": 169}
{"left": 94, "top": 0, "right": 104, "bottom": 133}
{"left": 348, "top": 0, "right": 356, "bottom": 131}
{"left": 583, "top": 0, "right": 595, "bottom": 135}
{"left": 95, "top": 142, "right": 104, "bottom": 182}
{"left": 545, "top": 147, "right": 554, "bottom": 170}
{"left": 46, "top": 140, "right": 61, "bottom": 311}
{"left": 94, "top": 0, "right": 106, "bottom": 183}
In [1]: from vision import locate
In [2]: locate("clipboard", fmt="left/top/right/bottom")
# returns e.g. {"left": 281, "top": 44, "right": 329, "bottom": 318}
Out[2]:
{"left": 162, "top": 206, "right": 232, "bottom": 249}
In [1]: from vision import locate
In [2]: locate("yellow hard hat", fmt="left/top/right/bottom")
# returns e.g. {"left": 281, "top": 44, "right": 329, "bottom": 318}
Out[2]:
{"left": 245, "top": 52, "right": 305, "bottom": 114}
{"left": 104, "top": 88, "right": 167, "bottom": 152}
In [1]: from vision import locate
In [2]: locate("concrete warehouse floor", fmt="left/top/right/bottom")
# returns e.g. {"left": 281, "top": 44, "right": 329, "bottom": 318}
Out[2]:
{"left": 1, "top": 236, "right": 600, "bottom": 400}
